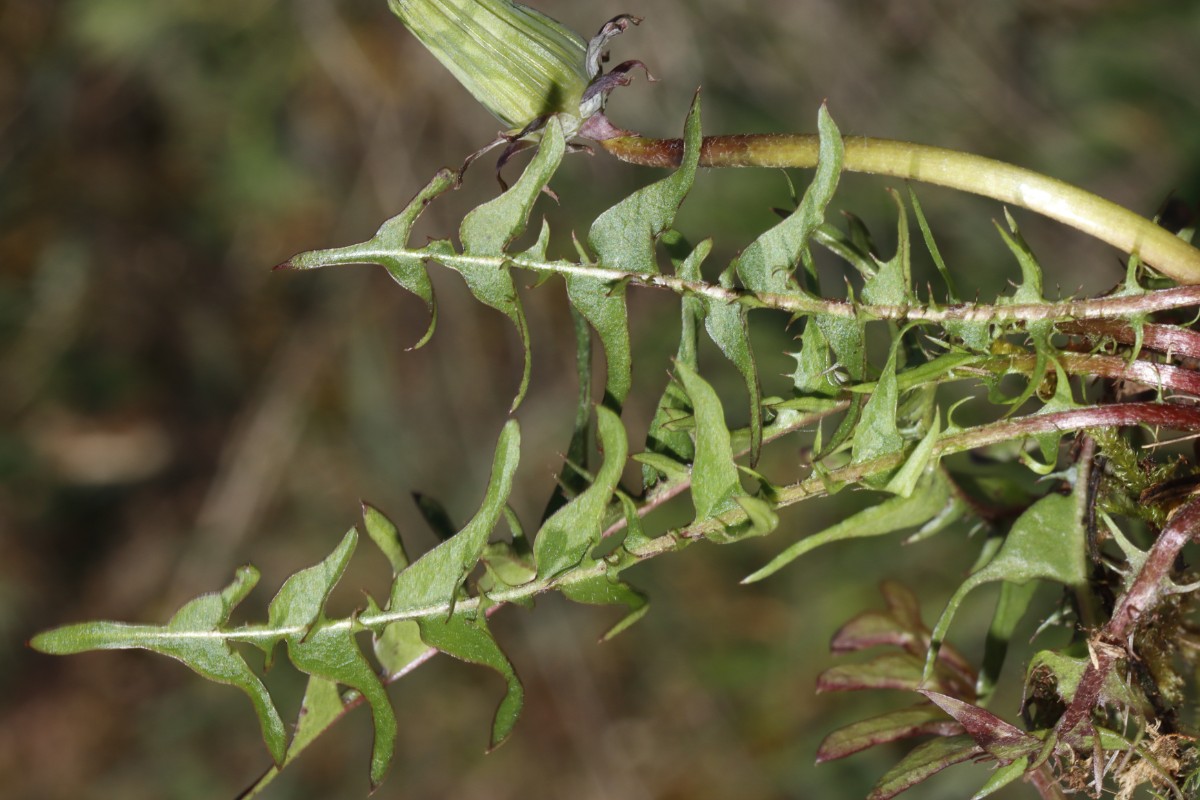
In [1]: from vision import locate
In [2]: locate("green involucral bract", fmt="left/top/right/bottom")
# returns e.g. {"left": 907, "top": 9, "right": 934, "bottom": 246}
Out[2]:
{"left": 387, "top": 0, "right": 590, "bottom": 133}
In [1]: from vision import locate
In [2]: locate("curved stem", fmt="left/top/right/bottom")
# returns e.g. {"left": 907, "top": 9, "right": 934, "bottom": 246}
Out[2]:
{"left": 596, "top": 133, "right": 1200, "bottom": 285}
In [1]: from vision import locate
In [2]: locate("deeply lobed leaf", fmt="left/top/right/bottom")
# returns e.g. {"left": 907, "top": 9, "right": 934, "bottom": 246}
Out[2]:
{"left": 387, "top": 421, "right": 521, "bottom": 614}
{"left": 925, "top": 492, "right": 1086, "bottom": 682}
{"left": 32, "top": 566, "right": 288, "bottom": 766}
{"left": 459, "top": 118, "right": 568, "bottom": 409}
{"left": 734, "top": 104, "right": 843, "bottom": 294}
{"left": 281, "top": 168, "right": 457, "bottom": 349}
{"left": 674, "top": 362, "right": 743, "bottom": 525}
{"left": 265, "top": 530, "right": 397, "bottom": 789}
{"left": 533, "top": 405, "right": 628, "bottom": 579}
{"left": 571, "top": 93, "right": 704, "bottom": 408}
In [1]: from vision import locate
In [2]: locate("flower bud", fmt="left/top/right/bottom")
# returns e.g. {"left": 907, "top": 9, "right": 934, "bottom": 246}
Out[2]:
{"left": 388, "top": 0, "right": 591, "bottom": 133}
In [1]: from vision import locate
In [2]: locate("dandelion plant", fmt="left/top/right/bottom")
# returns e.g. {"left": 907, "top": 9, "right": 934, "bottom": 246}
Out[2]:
{"left": 32, "top": 2, "right": 1200, "bottom": 798}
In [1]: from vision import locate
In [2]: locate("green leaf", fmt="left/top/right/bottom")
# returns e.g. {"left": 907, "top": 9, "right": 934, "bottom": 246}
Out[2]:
{"left": 790, "top": 316, "right": 838, "bottom": 396}
{"left": 560, "top": 573, "right": 649, "bottom": 640}
{"left": 459, "top": 117, "right": 567, "bottom": 410}
{"left": 867, "top": 736, "right": 983, "bottom": 800}
{"left": 1025, "top": 649, "right": 1149, "bottom": 713}
{"left": 814, "top": 221, "right": 878, "bottom": 280}
{"left": 240, "top": 677, "right": 346, "bottom": 799}
{"left": 281, "top": 169, "right": 456, "bottom": 349}
{"left": 884, "top": 412, "right": 942, "bottom": 498}
{"left": 816, "top": 704, "right": 962, "bottom": 763}
{"left": 564, "top": 272, "right": 628, "bottom": 410}
{"left": 389, "top": 421, "right": 521, "bottom": 613}
{"left": 852, "top": 336, "right": 905, "bottom": 469}
{"left": 480, "top": 540, "right": 537, "bottom": 592}
{"left": 976, "top": 579, "right": 1039, "bottom": 705}
{"left": 361, "top": 505, "right": 432, "bottom": 677}
{"left": 970, "top": 756, "right": 1029, "bottom": 800}
{"left": 861, "top": 188, "right": 913, "bottom": 307}
{"left": 907, "top": 186, "right": 959, "bottom": 303}
{"left": 411, "top": 491, "right": 458, "bottom": 542}
{"left": 533, "top": 406, "right": 628, "bottom": 579}
{"left": 813, "top": 313, "right": 867, "bottom": 458}
{"left": 644, "top": 236, "right": 710, "bottom": 487}
{"left": 373, "top": 613, "right": 430, "bottom": 679}
{"left": 926, "top": 492, "right": 1085, "bottom": 680}
{"left": 632, "top": 452, "right": 690, "bottom": 485}
{"left": 704, "top": 266, "right": 763, "bottom": 462}
{"left": 544, "top": 303, "right": 594, "bottom": 517}
{"left": 519, "top": 218, "right": 552, "bottom": 262}
{"left": 734, "top": 495, "right": 779, "bottom": 537}
{"left": 588, "top": 94, "right": 702, "bottom": 276}
{"left": 573, "top": 94, "right": 702, "bottom": 408}
{"left": 997, "top": 210, "right": 1044, "bottom": 304}
{"left": 1025, "top": 361, "right": 1079, "bottom": 471}
{"left": 734, "top": 104, "right": 844, "bottom": 294}
{"left": 265, "top": 530, "right": 396, "bottom": 789}
{"left": 993, "top": 212, "right": 1055, "bottom": 412}
{"left": 32, "top": 566, "right": 287, "bottom": 766}
{"left": 362, "top": 501, "right": 409, "bottom": 573}
{"left": 616, "top": 490, "right": 653, "bottom": 551}
{"left": 817, "top": 313, "right": 867, "bottom": 382}
{"left": 705, "top": 494, "right": 780, "bottom": 545}
{"left": 417, "top": 611, "right": 523, "bottom": 750}
{"left": 744, "top": 470, "right": 951, "bottom": 583}
{"left": 366, "top": 433, "right": 528, "bottom": 756}
{"left": 964, "top": 492, "right": 1086, "bottom": 588}
{"left": 674, "top": 362, "right": 742, "bottom": 525}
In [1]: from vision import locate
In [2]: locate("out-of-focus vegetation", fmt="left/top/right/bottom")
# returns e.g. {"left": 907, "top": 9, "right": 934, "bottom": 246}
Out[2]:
{"left": 3, "top": 1, "right": 1198, "bottom": 798}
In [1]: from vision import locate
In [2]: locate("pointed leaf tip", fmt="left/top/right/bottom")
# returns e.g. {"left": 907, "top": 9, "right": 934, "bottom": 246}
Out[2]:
{"left": 533, "top": 406, "right": 627, "bottom": 578}
{"left": 561, "top": 574, "right": 649, "bottom": 641}
{"left": 32, "top": 567, "right": 289, "bottom": 767}
{"left": 744, "top": 472, "right": 950, "bottom": 583}
{"left": 417, "top": 613, "right": 524, "bottom": 751}
{"left": 816, "top": 704, "right": 963, "bottom": 764}
{"left": 734, "top": 102, "right": 843, "bottom": 296}
{"left": 459, "top": 120, "right": 566, "bottom": 410}
{"left": 389, "top": 419, "right": 520, "bottom": 613}
{"left": 674, "top": 362, "right": 741, "bottom": 526}
{"left": 573, "top": 97, "right": 703, "bottom": 409}
{"left": 259, "top": 529, "right": 399, "bottom": 786}
{"left": 867, "top": 736, "right": 983, "bottom": 800}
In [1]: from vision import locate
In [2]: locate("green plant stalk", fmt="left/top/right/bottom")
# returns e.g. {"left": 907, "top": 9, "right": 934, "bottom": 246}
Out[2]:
{"left": 597, "top": 133, "right": 1200, "bottom": 285}
{"left": 326, "top": 245, "right": 1200, "bottom": 322}
{"left": 43, "top": 400, "right": 1200, "bottom": 650}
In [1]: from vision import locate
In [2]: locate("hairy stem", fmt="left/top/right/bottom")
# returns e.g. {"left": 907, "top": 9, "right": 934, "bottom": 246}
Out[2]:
{"left": 414, "top": 249, "right": 1200, "bottom": 322}
{"left": 124, "top": 400, "right": 1200, "bottom": 647}
{"left": 596, "top": 133, "right": 1200, "bottom": 285}
{"left": 1055, "top": 496, "right": 1200, "bottom": 739}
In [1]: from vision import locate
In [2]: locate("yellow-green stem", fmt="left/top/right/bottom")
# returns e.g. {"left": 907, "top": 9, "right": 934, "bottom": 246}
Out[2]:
{"left": 598, "top": 133, "right": 1200, "bottom": 285}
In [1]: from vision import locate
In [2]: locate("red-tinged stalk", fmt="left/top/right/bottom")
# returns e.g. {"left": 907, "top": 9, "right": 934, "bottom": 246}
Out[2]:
{"left": 597, "top": 133, "right": 1200, "bottom": 286}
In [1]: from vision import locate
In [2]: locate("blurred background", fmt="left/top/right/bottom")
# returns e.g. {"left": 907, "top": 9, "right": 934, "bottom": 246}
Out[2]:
{"left": 3, "top": 1, "right": 1199, "bottom": 798}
